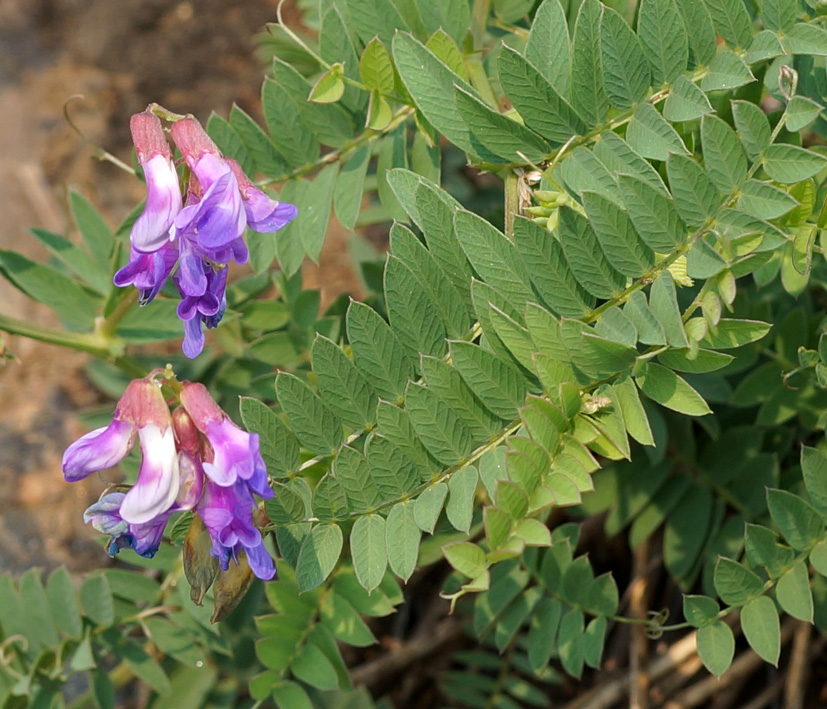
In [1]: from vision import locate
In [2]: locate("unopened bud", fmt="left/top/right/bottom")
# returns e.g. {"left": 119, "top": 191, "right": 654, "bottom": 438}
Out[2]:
{"left": 183, "top": 515, "right": 219, "bottom": 606}
{"left": 211, "top": 552, "right": 255, "bottom": 623}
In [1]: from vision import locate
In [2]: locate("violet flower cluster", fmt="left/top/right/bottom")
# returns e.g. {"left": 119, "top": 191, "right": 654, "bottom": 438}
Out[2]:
{"left": 62, "top": 376, "right": 276, "bottom": 581}
{"left": 115, "top": 110, "right": 298, "bottom": 358}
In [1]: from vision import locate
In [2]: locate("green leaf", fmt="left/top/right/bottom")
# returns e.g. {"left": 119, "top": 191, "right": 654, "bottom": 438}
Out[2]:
{"left": 714, "top": 558, "right": 764, "bottom": 606}
{"left": 261, "top": 79, "right": 319, "bottom": 167}
{"left": 80, "top": 574, "right": 114, "bottom": 627}
{"left": 683, "top": 594, "right": 720, "bottom": 627}
{"left": 697, "top": 621, "right": 734, "bottom": 676}
{"left": 30, "top": 228, "right": 110, "bottom": 296}
{"left": 351, "top": 515, "right": 388, "bottom": 593}
{"left": 663, "top": 76, "right": 713, "bottom": 122}
{"left": 528, "top": 597, "right": 563, "bottom": 671}
{"left": 811, "top": 540, "right": 827, "bottom": 576}
{"left": 333, "top": 145, "right": 370, "bottom": 231}
{"left": 46, "top": 567, "right": 83, "bottom": 640}
{"left": 309, "top": 65, "right": 346, "bottom": 104}
{"left": 581, "top": 191, "right": 654, "bottom": 278}
{"left": 426, "top": 29, "right": 467, "bottom": 79}
{"left": 297, "top": 163, "right": 338, "bottom": 263}
{"left": 0, "top": 250, "right": 99, "bottom": 331}
{"left": 121, "top": 640, "right": 171, "bottom": 695}
{"left": 450, "top": 341, "right": 527, "bottom": 419}
{"left": 390, "top": 223, "right": 470, "bottom": 339}
{"left": 386, "top": 502, "right": 420, "bottom": 581}
{"left": 782, "top": 23, "right": 827, "bottom": 55}
{"left": 360, "top": 38, "right": 395, "bottom": 94}
{"left": 650, "top": 271, "right": 689, "bottom": 348}
{"left": 600, "top": 6, "right": 650, "bottom": 110}
{"left": 69, "top": 191, "right": 114, "bottom": 268}
{"left": 320, "top": 592, "right": 376, "bottom": 647}
{"left": 19, "top": 570, "right": 59, "bottom": 649}
{"left": 763, "top": 0, "right": 796, "bottom": 31}
{"left": 347, "top": 300, "right": 414, "bottom": 402}
{"left": 763, "top": 145, "right": 827, "bottom": 183}
{"left": 334, "top": 447, "right": 382, "bottom": 514}
{"left": 367, "top": 433, "right": 421, "bottom": 499}
{"left": 557, "top": 206, "right": 626, "bottom": 299}
{"left": 311, "top": 335, "right": 376, "bottom": 429}
{"left": 741, "top": 596, "right": 780, "bottom": 665}
{"left": 623, "top": 291, "right": 666, "bottom": 345}
{"left": 767, "top": 488, "right": 825, "bottom": 550}
{"left": 745, "top": 524, "right": 794, "bottom": 578}
{"left": 498, "top": 47, "right": 587, "bottom": 145}
{"left": 240, "top": 397, "right": 300, "bottom": 478}
{"left": 376, "top": 401, "right": 440, "bottom": 476}
{"left": 626, "top": 103, "right": 689, "bottom": 161}
{"left": 266, "top": 483, "right": 308, "bottom": 525}
{"left": 702, "top": 0, "right": 752, "bottom": 48}
{"left": 700, "top": 50, "right": 755, "bottom": 92}
{"left": 558, "top": 607, "right": 585, "bottom": 678}
{"left": 444, "top": 541, "right": 487, "bottom": 578}
{"left": 296, "top": 523, "right": 344, "bottom": 592}
{"left": 667, "top": 154, "right": 724, "bottom": 228}
{"left": 657, "top": 348, "right": 733, "bottom": 373}
{"left": 699, "top": 318, "right": 771, "bottom": 348}
{"left": 414, "top": 482, "right": 449, "bottom": 533}
{"left": 385, "top": 256, "right": 447, "bottom": 360}
{"left": 745, "top": 29, "right": 785, "bottom": 62}
{"left": 446, "top": 466, "right": 479, "bottom": 533}
{"left": 270, "top": 179, "right": 308, "bottom": 276}
{"left": 526, "top": 0, "right": 571, "bottom": 97}
{"left": 785, "top": 96, "right": 823, "bottom": 133}
{"left": 613, "top": 377, "right": 655, "bottom": 445}
{"left": 366, "top": 89, "right": 393, "bottom": 131}
{"left": 738, "top": 180, "right": 798, "bottom": 220}
{"left": 275, "top": 372, "right": 343, "bottom": 454}
{"left": 674, "top": 0, "right": 717, "bottom": 66}
{"left": 406, "top": 382, "right": 474, "bottom": 465}
{"left": 618, "top": 174, "right": 686, "bottom": 252}
{"left": 801, "top": 446, "right": 827, "bottom": 518}
{"left": 513, "top": 217, "right": 595, "bottom": 317}
{"left": 229, "top": 104, "right": 289, "bottom": 176}
{"left": 776, "top": 560, "right": 813, "bottom": 622}
{"left": 571, "top": 0, "right": 609, "bottom": 127}
{"left": 584, "top": 615, "right": 607, "bottom": 668}
{"left": 635, "top": 362, "right": 711, "bottom": 415}
{"left": 313, "top": 473, "right": 350, "bottom": 522}
{"left": 637, "top": 0, "right": 689, "bottom": 85}
{"left": 290, "top": 640, "right": 339, "bottom": 690}
{"left": 556, "top": 145, "right": 623, "bottom": 204}
{"left": 731, "top": 100, "right": 770, "bottom": 163}
{"left": 701, "top": 114, "right": 748, "bottom": 193}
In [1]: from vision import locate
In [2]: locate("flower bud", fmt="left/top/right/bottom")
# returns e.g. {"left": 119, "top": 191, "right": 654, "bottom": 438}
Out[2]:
{"left": 183, "top": 514, "right": 219, "bottom": 606}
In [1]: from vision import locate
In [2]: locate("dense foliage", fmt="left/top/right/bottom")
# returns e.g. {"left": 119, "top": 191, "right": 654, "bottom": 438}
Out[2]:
{"left": 4, "top": 0, "right": 827, "bottom": 705}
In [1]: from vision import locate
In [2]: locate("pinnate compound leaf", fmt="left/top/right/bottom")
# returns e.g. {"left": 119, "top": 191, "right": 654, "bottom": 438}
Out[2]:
{"left": 741, "top": 596, "right": 781, "bottom": 665}
{"left": 701, "top": 114, "right": 748, "bottom": 193}
{"left": 526, "top": 0, "right": 571, "bottom": 97}
{"left": 776, "top": 560, "right": 813, "bottom": 622}
{"left": 763, "top": 145, "right": 827, "bottom": 183}
{"left": 275, "top": 373, "right": 343, "bottom": 454}
{"left": 637, "top": 0, "right": 689, "bottom": 85}
{"left": 766, "top": 488, "right": 825, "bottom": 550}
{"left": 296, "top": 524, "right": 343, "bottom": 592}
{"left": 635, "top": 362, "right": 711, "bottom": 415}
{"left": 351, "top": 515, "right": 388, "bottom": 593}
{"left": 498, "top": 46, "right": 587, "bottom": 145}
{"left": 571, "top": 0, "right": 609, "bottom": 128}
{"left": 697, "top": 621, "right": 734, "bottom": 676}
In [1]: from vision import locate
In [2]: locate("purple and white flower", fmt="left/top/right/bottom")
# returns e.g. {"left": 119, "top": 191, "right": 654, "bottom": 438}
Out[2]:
{"left": 83, "top": 492, "right": 170, "bottom": 558}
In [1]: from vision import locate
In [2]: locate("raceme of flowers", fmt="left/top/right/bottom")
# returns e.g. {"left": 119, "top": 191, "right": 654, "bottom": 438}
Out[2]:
{"left": 115, "top": 109, "right": 298, "bottom": 358}
{"left": 62, "top": 374, "right": 276, "bottom": 581}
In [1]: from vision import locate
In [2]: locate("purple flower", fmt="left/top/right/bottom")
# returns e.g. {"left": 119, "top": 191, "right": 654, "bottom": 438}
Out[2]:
{"left": 227, "top": 159, "right": 298, "bottom": 233}
{"left": 114, "top": 244, "right": 178, "bottom": 305}
{"left": 179, "top": 382, "right": 273, "bottom": 498}
{"left": 198, "top": 479, "right": 276, "bottom": 580}
{"left": 129, "top": 112, "right": 182, "bottom": 253}
{"left": 119, "top": 424, "right": 181, "bottom": 525}
{"left": 83, "top": 492, "right": 170, "bottom": 558}
{"left": 175, "top": 266, "right": 228, "bottom": 359}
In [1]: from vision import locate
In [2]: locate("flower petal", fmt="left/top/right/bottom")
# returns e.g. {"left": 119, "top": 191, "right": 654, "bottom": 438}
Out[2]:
{"left": 62, "top": 419, "right": 135, "bottom": 482}
{"left": 131, "top": 155, "right": 182, "bottom": 253}
{"left": 119, "top": 425, "right": 180, "bottom": 524}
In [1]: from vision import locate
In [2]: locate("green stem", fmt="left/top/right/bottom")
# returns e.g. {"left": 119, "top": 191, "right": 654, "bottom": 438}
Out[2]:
{"left": 0, "top": 313, "right": 122, "bottom": 358}
{"left": 471, "top": 0, "right": 493, "bottom": 47}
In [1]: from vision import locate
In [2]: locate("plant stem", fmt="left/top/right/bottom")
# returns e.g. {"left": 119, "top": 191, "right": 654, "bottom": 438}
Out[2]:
{"left": 0, "top": 313, "right": 121, "bottom": 358}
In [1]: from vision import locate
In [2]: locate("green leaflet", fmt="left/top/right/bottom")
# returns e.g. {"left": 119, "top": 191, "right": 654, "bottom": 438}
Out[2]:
{"left": 414, "top": 482, "right": 449, "bottom": 533}
{"left": 663, "top": 76, "right": 713, "bottom": 122}
{"left": 313, "top": 473, "right": 350, "bottom": 522}
{"left": 635, "top": 362, "right": 711, "bottom": 415}
{"left": 557, "top": 206, "right": 627, "bottom": 299}
{"left": 745, "top": 30, "right": 785, "bottom": 63}
{"left": 360, "top": 37, "right": 395, "bottom": 94}
{"left": 346, "top": 300, "right": 414, "bottom": 401}
{"left": 599, "top": 6, "right": 650, "bottom": 110}
{"left": 674, "top": 0, "right": 717, "bottom": 66}
{"left": 69, "top": 191, "right": 114, "bottom": 270}
{"left": 333, "top": 145, "right": 371, "bottom": 231}
{"left": 697, "top": 622, "right": 734, "bottom": 676}
{"left": 626, "top": 103, "right": 689, "bottom": 161}
{"left": 637, "top": 0, "right": 689, "bottom": 86}
{"left": 617, "top": 174, "right": 687, "bottom": 252}
{"left": 454, "top": 210, "right": 536, "bottom": 312}
{"left": 207, "top": 112, "right": 254, "bottom": 176}
{"left": 30, "top": 227, "right": 110, "bottom": 297}
{"left": 311, "top": 335, "right": 377, "bottom": 429}
{"left": 776, "top": 560, "right": 813, "bottom": 622}
{"left": 623, "top": 291, "right": 667, "bottom": 345}
{"left": 701, "top": 0, "right": 753, "bottom": 48}
{"left": 762, "top": 145, "right": 827, "bottom": 183}
{"left": 454, "top": 85, "right": 551, "bottom": 162}
{"left": 385, "top": 502, "right": 420, "bottom": 581}
{"left": 498, "top": 46, "right": 587, "bottom": 145}
{"left": 446, "top": 466, "right": 479, "bottom": 533}
{"left": 347, "top": 0, "right": 409, "bottom": 46}
{"left": 731, "top": 100, "right": 771, "bottom": 162}
{"left": 262, "top": 78, "right": 320, "bottom": 167}
{"left": 385, "top": 255, "right": 448, "bottom": 360}
{"left": 666, "top": 153, "right": 723, "bottom": 228}
{"left": 449, "top": 341, "right": 527, "bottom": 420}
{"left": 377, "top": 128, "right": 409, "bottom": 222}
{"left": 376, "top": 401, "right": 440, "bottom": 476}
{"left": 351, "top": 515, "right": 388, "bottom": 593}
{"left": 334, "top": 446, "right": 383, "bottom": 514}
{"left": 556, "top": 146, "right": 623, "bottom": 205}
{"left": 700, "top": 50, "right": 755, "bottom": 93}
{"left": 296, "top": 524, "right": 344, "bottom": 592}
{"left": 763, "top": 0, "right": 797, "bottom": 32}
{"left": 526, "top": 0, "right": 571, "bottom": 97}
{"left": 405, "top": 382, "right": 475, "bottom": 465}
{"left": 240, "top": 397, "right": 301, "bottom": 478}
{"left": 571, "top": 0, "right": 609, "bottom": 127}
{"left": 741, "top": 596, "right": 781, "bottom": 665}
{"left": 366, "top": 433, "right": 421, "bottom": 498}
{"left": 275, "top": 373, "right": 344, "bottom": 454}
{"left": 613, "top": 377, "right": 655, "bottom": 445}
{"left": 650, "top": 271, "right": 689, "bottom": 347}
{"left": 738, "top": 180, "right": 799, "bottom": 220}
{"left": 701, "top": 114, "right": 748, "bottom": 193}
{"left": 582, "top": 192, "right": 655, "bottom": 277}
{"left": 594, "top": 132, "right": 669, "bottom": 196}
{"left": 229, "top": 104, "right": 290, "bottom": 177}
{"left": 299, "top": 163, "right": 338, "bottom": 263}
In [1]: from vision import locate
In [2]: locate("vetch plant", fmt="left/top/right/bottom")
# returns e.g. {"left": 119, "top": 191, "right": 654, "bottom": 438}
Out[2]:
{"left": 4, "top": 0, "right": 827, "bottom": 706}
